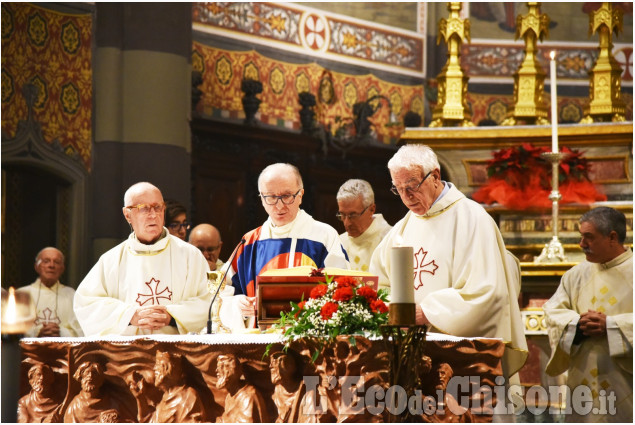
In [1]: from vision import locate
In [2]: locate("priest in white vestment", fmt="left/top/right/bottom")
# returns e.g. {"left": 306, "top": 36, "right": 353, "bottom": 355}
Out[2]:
{"left": 74, "top": 182, "right": 210, "bottom": 336}
{"left": 18, "top": 247, "right": 83, "bottom": 337}
{"left": 336, "top": 179, "right": 392, "bottom": 272}
{"left": 369, "top": 144, "right": 528, "bottom": 378}
{"left": 544, "top": 207, "right": 632, "bottom": 423}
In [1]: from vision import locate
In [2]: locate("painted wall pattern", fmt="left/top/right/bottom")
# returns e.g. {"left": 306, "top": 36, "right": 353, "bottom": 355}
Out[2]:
{"left": 462, "top": 43, "right": 633, "bottom": 82}
{"left": 193, "top": 41, "right": 424, "bottom": 145}
{"left": 1, "top": 3, "right": 92, "bottom": 170}
{"left": 192, "top": 2, "right": 425, "bottom": 76}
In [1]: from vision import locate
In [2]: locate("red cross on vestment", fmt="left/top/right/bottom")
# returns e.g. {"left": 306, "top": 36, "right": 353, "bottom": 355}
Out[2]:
{"left": 136, "top": 278, "right": 173, "bottom": 306}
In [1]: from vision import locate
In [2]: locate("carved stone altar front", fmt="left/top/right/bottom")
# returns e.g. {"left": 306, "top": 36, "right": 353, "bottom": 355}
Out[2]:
{"left": 18, "top": 334, "right": 505, "bottom": 423}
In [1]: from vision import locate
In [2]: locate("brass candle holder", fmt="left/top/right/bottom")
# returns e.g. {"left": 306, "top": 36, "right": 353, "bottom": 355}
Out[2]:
{"left": 535, "top": 151, "right": 569, "bottom": 263}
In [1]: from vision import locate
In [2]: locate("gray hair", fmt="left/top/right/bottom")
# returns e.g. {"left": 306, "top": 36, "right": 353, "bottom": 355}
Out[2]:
{"left": 387, "top": 144, "right": 440, "bottom": 175}
{"left": 580, "top": 207, "right": 626, "bottom": 244}
{"left": 123, "top": 182, "right": 161, "bottom": 207}
{"left": 336, "top": 179, "right": 374, "bottom": 207}
{"left": 258, "top": 163, "right": 303, "bottom": 192}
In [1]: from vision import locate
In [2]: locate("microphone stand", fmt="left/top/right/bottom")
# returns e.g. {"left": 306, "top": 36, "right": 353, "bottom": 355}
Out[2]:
{"left": 207, "top": 238, "right": 245, "bottom": 334}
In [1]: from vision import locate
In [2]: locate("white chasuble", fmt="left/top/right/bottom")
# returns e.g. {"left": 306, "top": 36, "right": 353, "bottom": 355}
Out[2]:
{"left": 340, "top": 214, "right": 392, "bottom": 272}
{"left": 18, "top": 279, "right": 83, "bottom": 337}
{"left": 544, "top": 249, "right": 633, "bottom": 422}
{"left": 75, "top": 230, "right": 210, "bottom": 336}
{"left": 370, "top": 183, "right": 527, "bottom": 375}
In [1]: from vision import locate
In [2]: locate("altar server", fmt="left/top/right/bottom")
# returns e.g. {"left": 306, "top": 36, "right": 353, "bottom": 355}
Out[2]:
{"left": 336, "top": 179, "right": 392, "bottom": 272}
{"left": 226, "top": 163, "right": 348, "bottom": 318}
{"left": 544, "top": 207, "right": 632, "bottom": 423}
{"left": 369, "top": 144, "right": 527, "bottom": 377}
{"left": 18, "top": 247, "right": 83, "bottom": 337}
{"left": 74, "top": 182, "right": 210, "bottom": 336}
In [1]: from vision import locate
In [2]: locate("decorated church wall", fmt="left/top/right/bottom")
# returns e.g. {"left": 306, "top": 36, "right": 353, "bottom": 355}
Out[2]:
{"left": 1, "top": 3, "right": 93, "bottom": 170}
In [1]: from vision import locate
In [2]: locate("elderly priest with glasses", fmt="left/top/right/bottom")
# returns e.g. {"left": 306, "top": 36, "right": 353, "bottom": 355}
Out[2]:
{"left": 225, "top": 163, "right": 349, "bottom": 321}
{"left": 336, "top": 179, "right": 392, "bottom": 273}
{"left": 74, "top": 182, "right": 210, "bottom": 336}
{"left": 369, "top": 145, "right": 528, "bottom": 382}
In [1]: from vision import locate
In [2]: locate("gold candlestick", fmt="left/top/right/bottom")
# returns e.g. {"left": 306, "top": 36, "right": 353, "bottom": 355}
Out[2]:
{"left": 501, "top": 2, "right": 550, "bottom": 126}
{"left": 580, "top": 2, "right": 626, "bottom": 123}
{"left": 429, "top": 2, "right": 473, "bottom": 128}
{"left": 535, "top": 152, "right": 568, "bottom": 263}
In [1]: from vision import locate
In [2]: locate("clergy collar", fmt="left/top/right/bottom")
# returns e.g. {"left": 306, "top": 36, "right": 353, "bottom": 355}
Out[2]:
{"left": 267, "top": 210, "right": 304, "bottom": 236}
{"left": 127, "top": 228, "right": 171, "bottom": 255}
{"left": 596, "top": 248, "right": 632, "bottom": 270}
{"left": 413, "top": 181, "right": 461, "bottom": 219}
{"left": 36, "top": 278, "right": 61, "bottom": 290}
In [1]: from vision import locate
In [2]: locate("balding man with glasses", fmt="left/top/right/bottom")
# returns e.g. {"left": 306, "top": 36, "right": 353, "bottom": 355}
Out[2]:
{"left": 225, "top": 163, "right": 349, "bottom": 321}
{"left": 74, "top": 182, "right": 210, "bottom": 336}
{"left": 369, "top": 144, "right": 528, "bottom": 381}
{"left": 336, "top": 179, "right": 392, "bottom": 272}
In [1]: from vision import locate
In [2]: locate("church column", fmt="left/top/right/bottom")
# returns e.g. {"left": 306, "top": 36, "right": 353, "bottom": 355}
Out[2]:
{"left": 92, "top": 3, "right": 192, "bottom": 259}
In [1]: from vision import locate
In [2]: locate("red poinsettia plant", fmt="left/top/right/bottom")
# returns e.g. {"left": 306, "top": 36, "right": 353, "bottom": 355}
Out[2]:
{"left": 472, "top": 142, "right": 606, "bottom": 210}
{"left": 275, "top": 274, "right": 389, "bottom": 342}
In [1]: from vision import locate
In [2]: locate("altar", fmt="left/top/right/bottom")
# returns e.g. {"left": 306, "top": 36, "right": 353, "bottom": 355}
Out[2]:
{"left": 18, "top": 333, "right": 505, "bottom": 423}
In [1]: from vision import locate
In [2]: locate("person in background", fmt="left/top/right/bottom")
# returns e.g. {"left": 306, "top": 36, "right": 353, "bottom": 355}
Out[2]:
{"left": 369, "top": 144, "right": 527, "bottom": 380}
{"left": 226, "top": 163, "right": 349, "bottom": 320}
{"left": 17, "top": 247, "right": 83, "bottom": 337}
{"left": 189, "top": 223, "right": 223, "bottom": 271}
{"left": 543, "top": 207, "right": 632, "bottom": 423}
{"left": 74, "top": 182, "right": 210, "bottom": 336}
{"left": 164, "top": 199, "right": 190, "bottom": 241}
{"left": 336, "top": 179, "right": 392, "bottom": 272}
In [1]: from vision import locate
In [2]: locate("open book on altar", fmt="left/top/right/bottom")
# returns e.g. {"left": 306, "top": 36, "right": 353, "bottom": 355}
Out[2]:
{"left": 256, "top": 266, "right": 379, "bottom": 326}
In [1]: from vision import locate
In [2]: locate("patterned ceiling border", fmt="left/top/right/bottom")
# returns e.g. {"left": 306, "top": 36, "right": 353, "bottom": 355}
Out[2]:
{"left": 462, "top": 41, "right": 633, "bottom": 86}
{"left": 192, "top": 2, "right": 426, "bottom": 78}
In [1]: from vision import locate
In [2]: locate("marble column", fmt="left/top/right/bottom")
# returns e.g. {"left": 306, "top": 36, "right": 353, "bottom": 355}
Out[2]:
{"left": 92, "top": 3, "right": 192, "bottom": 259}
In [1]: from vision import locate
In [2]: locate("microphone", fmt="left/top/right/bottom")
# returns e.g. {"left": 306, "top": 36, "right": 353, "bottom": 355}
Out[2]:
{"left": 207, "top": 238, "right": 246, "bottom": 334}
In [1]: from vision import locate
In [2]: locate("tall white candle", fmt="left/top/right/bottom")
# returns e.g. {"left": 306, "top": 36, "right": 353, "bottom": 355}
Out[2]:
{"left": 390, "top": 246, "right": 414, "bottom": 304}
{"left": 550, "top": 50, "right": 558, "bottom": 153}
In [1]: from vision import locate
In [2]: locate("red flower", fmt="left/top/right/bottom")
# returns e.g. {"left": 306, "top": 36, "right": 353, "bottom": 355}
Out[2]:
{"left": 294, "top": 301, "right": 305, "bottom": 318}
{"left": 333, "top": 286, "right": 354, "bottom": 302}
{"left": 310, "top": 284, "right": 328, "bottom": 299}
{"left": 334, "top": 276, "right": 358, "bottom": 289}
{"left": 370, "top": 299, "right": 388, "bottom": 314}
{"left": 357, "top": 286, "right": 378, "bottom": 303}
{"left": 320, "top": 302, "right": 338, "bottom": 320}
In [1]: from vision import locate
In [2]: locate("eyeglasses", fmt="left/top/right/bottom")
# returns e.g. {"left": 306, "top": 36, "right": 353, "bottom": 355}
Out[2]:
{"left": 168, "top": 222, "right": 191, "bottom": 231}
{"left": 125, "top": 203, "right": 166, "bottom": 214}
{"left": 196, "top": 245, "right": 221, "bottom": 254}
{"left": 390, "top": 171, "right": 432, "bottom": 196}
{"left": 336, "top": 205, "right": 369, "bottom": 221}
{"left": 260, "top": 189, "right": 302, "bottom": 205}
{"left": 39, "top": 258, "right": 63, "bottom": 266}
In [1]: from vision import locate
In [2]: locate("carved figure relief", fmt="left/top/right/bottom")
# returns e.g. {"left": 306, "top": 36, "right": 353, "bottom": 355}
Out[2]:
{"left": 17, "top": 363, "right": 62, "bottom": 423}
{"left": 63, "top": 359, "right": 129, "bottom": 423}
{"left": 18, "top": 337, "right": 504, "bottom": 423}
{"left": 215, "top": 353, "right": 269, "bottom": 423}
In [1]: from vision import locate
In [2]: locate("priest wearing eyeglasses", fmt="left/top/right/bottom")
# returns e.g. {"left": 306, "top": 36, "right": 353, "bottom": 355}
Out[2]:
{"left": 225, "top": 163, "right": 349, "bottom": 321}
{"left": 369, "top": 145, "right": 528, "bottom": 380}
{"left": 74, "top": 182, "right": 210, "bottom": 336}
{"left": 336, "top": 179, "right": 392, "bottom": 272}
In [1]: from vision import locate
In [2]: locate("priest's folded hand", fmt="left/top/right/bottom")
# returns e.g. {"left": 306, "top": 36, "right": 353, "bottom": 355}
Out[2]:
{"left": 38, "top": 322, "right": 61, "bottom": 337}
{"left": 579, "top": 310, "right": 607, "bottom": 337}
{"left": 130, "top": 305, "right": 173, "bottom": 330}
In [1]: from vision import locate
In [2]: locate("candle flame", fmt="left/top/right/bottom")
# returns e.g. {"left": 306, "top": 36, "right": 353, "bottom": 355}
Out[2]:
{"left": 549, "top": 50, "right": 556, "bottom": 60}
{"left": 6, "top": 287, "right": 17, "bottom": 325}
